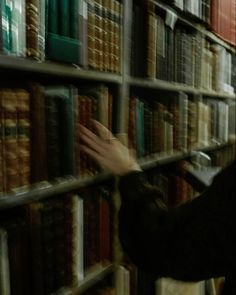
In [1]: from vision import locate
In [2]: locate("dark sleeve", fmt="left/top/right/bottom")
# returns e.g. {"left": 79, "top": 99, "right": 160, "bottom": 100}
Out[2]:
{"left": 118, "top": 160, "right": 236, "bottom": 281}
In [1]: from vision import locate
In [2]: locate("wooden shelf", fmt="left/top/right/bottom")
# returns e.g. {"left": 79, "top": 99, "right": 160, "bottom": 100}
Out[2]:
{"left": 0, "top": 142, "right": 234, "bottom": 210}
{"left": 0, "top": 172, "right": 113, "bottom": 210}
{"left": 0, "top": 55, "right": 123, "bottom": 83}
{"left": 54, "top": 264, "right": 115, "bottom": 295}
{"left": 139, "top": 142, "right": 236, "bottom": 170}
{"left": 129, "top": 77, "right": 236, "bottom": 99}
{"left": 129, "top": 77, "right": 198, "bottom": 93}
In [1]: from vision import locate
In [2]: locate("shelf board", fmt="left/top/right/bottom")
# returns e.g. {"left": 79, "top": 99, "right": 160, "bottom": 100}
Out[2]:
{"left": 0, "top": 172, "right": 113, "bottom": 210}
{"left": 139, "top": 152, "right": 188, "bottom": 170}
{"left": 139, "top": 142, "right": 236, "bottom": 170}
{"left": 129, "top": 77, "right": 198, "bottom": 93}
{"left": 55, "top": 264, "right": 115, "bottom": 295}
{"left": 76, "top": 264, "right": 115, "bottom": 294}
{"left": 129, "top": 77, "right": 236, "bottom": 99}
{"left": 200, "top": 89, "right": 236, "bottom": 100}
{"left": 0, "top": 142, "right": 234, "bottom": 210}
{"left": 0, "top": 55, "right": 122, "bottom": 83}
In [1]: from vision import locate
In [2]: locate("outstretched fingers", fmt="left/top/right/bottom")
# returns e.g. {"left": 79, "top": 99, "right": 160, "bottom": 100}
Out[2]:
{"left": 80, "top": 144, "right": 105, "bottom": 164}
{"left": 92, "top": 120, "right": 115, "bottom": 140}
{"left": 79, "top": 124, "right": 108, "bottom": 154}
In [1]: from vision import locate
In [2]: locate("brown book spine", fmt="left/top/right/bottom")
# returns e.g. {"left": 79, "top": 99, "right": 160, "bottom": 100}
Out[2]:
{"left": 87, "top": 0, "right": 96, "bottom": 69}
{"left": 146, "top": 4, "right": 157, "bottom": 78}
{"left": 16, "top": 89, "right": 31, "bottom": 188}
{"left": 94, "top": 0, "right": 104, "bottom": 71}
{"left": 108, "top": 0, "right": 115, "bottom": 72}
{"left": 78, "top": 95, "right": 87, "bottom": 177}
{"left": 1, "top": 89, "right": 19, "bottom": 192}
{"left": 26, "top": 0, "right": 40, "bottom": 60}
{"left": 27, "top": 202, "right": 45, "bottom": 295}
{"left": 29, "top": 83, "right": 48, "bottom": 183}
{"left": 113, "top": 0, "right": 122, "bottom": 73}
{"left": 99, "top": 189, "right": 111, "bottom": 262}
{"left": 102, "top": 0, "right": 110, "bottom": 71}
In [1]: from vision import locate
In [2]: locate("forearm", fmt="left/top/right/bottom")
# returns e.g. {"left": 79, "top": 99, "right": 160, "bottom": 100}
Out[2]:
{"left": 118, "top": 170, "right": 235, "bottom": 281}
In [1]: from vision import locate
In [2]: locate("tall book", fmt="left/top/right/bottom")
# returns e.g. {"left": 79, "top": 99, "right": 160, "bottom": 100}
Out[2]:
{"left": 46, "top": 0, "right": 82, "bottom": 65}
{"left": 29, "top": 83, "right": 48, "bottom": 183}
{"left": 11, "top": 0, "right": 26, "bottom": 56}
{"left": 1, "top": 89, "right": 19, "bottom": 193}
{"left": 44, "top": 86, "right": 76, "bottom": 179}
{"left": 146, "top": 3, "right": 157, "bottom": 79}
{"left": 16, "top": 89, "right": 31, "bottom": 188}
{"left": 0, "top": 228, "right": 11, "bottom": 295}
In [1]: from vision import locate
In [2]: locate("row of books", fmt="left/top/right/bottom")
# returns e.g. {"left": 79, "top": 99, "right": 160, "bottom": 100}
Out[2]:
{"left": 1, "top": 85, "right": 235, "bottom": 194}
{"left": 201, "top": 41, "right": 235, "bottom": 94}
{"left": 128, "top": 92, "right": 236, "bottom": 159}
{"left": 0, "top": 0, "right": 123, "bottom": 73}
{"left": 170, "top": 0, "right": 211, "bottom": 23}
{"left": 132, "top": 4, "right": 236, "bottom": 94}
{"left": 164, "top": 0, "right": 236, "bottom": 46}
{"left": 0, "top": 83, "right": 113, "bottom": 193}
{"left": 210, "top": 0, "right": 236, "bottom": 46}
{"left": 0, "top": 189, "right": 112, "bottom": 295}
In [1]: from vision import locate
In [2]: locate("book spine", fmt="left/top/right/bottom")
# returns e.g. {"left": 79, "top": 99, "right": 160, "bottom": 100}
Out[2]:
{"left": 38, "top": 0, "right": 46, "bottom": 60}
{"left": 102, "top": 0, "right": 109, "bottom": 71}
{"left": 16, "top": 89, "right": 31, "bottom": 188}
{"left": 29, "top": 83, "right": 48, "bottom": 183}
{"left": 1, "top": 89, "right": 19, "bottom": 193}
{"left": 70, "top": 0, "right": 79, "bottom": 39}
{"left": 87, "top": 0, "right": 96, "bottom": 69}
{"left": 94, "top": 0, "right": 104, "bottom": 71}
{"left": 45, "top": 92, "right": 61, "bottom": 179}
{"left": 26, "top": 0, "right": 40, "bottom": 59}
{"left": 58, "top": 87, "right": 76, "bottom": 176}
{"left": 146, "top": 4, "right": 157, "bottom": 78}
{"left": 0, "top": 228, "right": 11, "bottom": 295}
{"left": 58, "top": 0, "right": 70, "bottom": 37}
{"left": 48, "top": 0, "right": 58, "bottom": 34}
{"left": 2, "top": 0, "right": 13, "bottom": 54}
{"left": 27, "top": 202, "right": 45, "bottom": 295}
{"left": 11, "top": 0, "right": 26, "bottom": 56}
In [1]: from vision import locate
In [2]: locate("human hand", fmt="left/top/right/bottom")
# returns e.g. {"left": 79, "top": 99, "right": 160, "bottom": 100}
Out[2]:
{"left": 79, "top": 120, "right": 141, "bottom": 176}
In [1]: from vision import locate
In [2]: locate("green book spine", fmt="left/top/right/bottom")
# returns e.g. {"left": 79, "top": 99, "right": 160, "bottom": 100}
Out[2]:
{"left": 48, "top": 0, "right": 58, "bottom": 34}
{"left": 59, "top": 0, "right": 70, "bottom": 37}
{"left": 2, "top": 0, "right": 12, "bottom": 53}
{"left": 58, "top": 86, "right": 76, "bottom": 176}
{"left": 70, "top": 0, "right": 79, "bottom": 38}
{"left": 46, "top": 32, "right": 80, "bottom": 64}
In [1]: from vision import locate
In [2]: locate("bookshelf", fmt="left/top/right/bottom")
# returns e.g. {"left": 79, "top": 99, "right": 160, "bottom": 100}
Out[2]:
{"left": 0, "top": 0, "right": 235, "bottom": 295}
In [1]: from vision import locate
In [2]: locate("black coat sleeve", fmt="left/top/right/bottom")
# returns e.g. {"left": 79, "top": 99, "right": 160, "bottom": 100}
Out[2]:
{"left": 118, "top": 160, "right": 236, "bottom": 282}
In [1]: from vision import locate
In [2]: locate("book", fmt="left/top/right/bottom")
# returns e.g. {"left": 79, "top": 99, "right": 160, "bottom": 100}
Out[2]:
{"left": 1, "top": 0, "right": 13, "bottom": 54}
{"left": 156, "top": 278, "right": 205, "bottom": 295}
{"left": 0, "top": 228, "right": 11, "bottom": 295}
{"left": 27, "top": 202, "right": 45, "bottom": 295}
{"left": 11, "top": 0, "right": 26, "bottom": 56}
{"left": 1, "top": 89, "right": 19, "bottom": 193}
{"left": 58, "top": 0, "right": 70, "bottom": 37}
{"left": 44, "top": 85, "right": 77, "bottom": 179}
{"left": 29, "top": 83, "right": 48, "bottom": 183}
{"left": 210, "top": 0, "right": 236, "bottom": 46}
{"left": 16, "top": 89, "right": 31, "bottom": 188}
